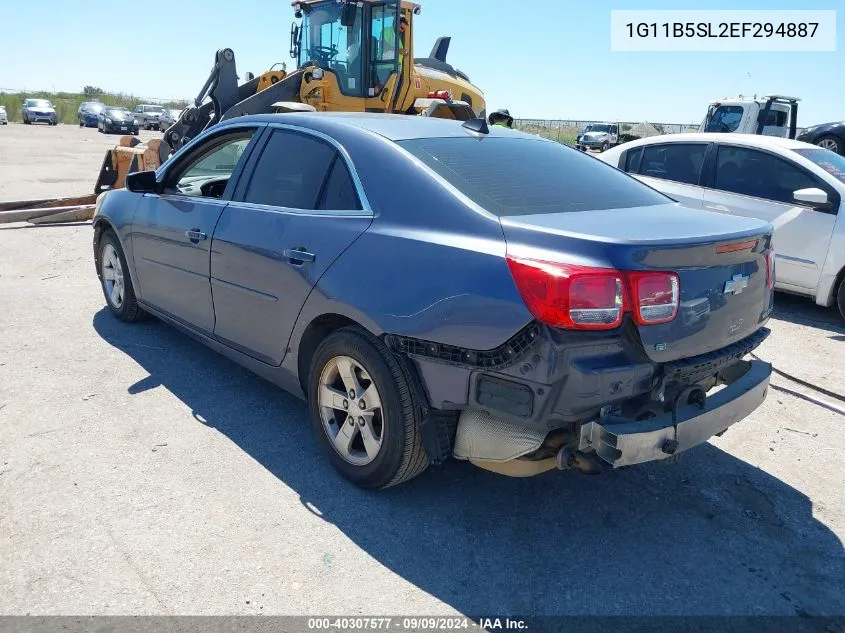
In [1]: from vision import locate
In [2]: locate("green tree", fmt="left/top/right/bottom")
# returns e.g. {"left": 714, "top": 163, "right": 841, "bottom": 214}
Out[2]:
{"left": 83, "top": 86, "right": 104, "bottom": 96}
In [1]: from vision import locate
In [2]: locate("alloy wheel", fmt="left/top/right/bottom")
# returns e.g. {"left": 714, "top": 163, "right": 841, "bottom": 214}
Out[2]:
{"left": 101, "top": 244, "right": 125, "bottom": 309}
{"left": 318, "top": 355, "right": 384, "bottom": 466}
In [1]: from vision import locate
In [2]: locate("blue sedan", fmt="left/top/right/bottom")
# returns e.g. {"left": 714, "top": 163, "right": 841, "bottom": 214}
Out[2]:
{"left": 78, "top": 101, "right": 105, "bottom": 127}
{"left": 92, "top": 113, "right": 774, "bottom": 488}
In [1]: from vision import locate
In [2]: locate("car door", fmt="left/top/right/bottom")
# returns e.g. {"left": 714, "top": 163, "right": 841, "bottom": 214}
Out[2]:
{"left": 130, "top": 125, "right": 264, "bottom": 334}
{"left": 624, "top": 142, "right": 708, "bottom": 209}
{"left": 209, "top": 127, "right": 373, "bottom": 366}
{"left": 702, "top": 144, "right": 838, "bottom": 290}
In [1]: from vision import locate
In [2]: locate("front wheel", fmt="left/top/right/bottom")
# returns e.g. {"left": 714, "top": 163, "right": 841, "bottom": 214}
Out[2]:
{"left": 308, "top": 328, "right": 428, "bottom": 489}
{"left": 837, "top": 277, "right": 845, "bottom": 322}
{"left": 601, "top": 142, "right": 609, "bottom": 152}
{"left": 97, "top": 231, "right": 147, "bottom": 322}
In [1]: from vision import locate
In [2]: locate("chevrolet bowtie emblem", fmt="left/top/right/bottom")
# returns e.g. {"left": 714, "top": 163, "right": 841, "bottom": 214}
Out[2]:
{"left": 724, "top": 274, "right": 750, "bottom": 295}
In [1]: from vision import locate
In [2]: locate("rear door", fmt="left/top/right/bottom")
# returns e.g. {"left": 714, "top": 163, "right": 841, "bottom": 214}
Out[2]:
{"left": 625, "top": 142, "right": 708, "bottom": 210}
{"left": 130, "top": 125, "right": 263, "bottom": 333}
{"left": 210, "top": 127, "right": 372, "bottom": 366}
{"left": 702, "top": 144, "right": 838, "bottom": 290}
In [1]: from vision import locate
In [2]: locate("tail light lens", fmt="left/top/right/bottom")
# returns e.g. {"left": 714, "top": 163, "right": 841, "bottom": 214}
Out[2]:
{"left": 628, "top": 272, "right": 680, "bottom": 324}
{"left": 765, "top": 249, "right": 775, "bottom": 290}
{"left": 507, "top": 256, "right": 680, "bottom": 330}
{"left": 506, "top": 257, "right": 624, "bottom": 330}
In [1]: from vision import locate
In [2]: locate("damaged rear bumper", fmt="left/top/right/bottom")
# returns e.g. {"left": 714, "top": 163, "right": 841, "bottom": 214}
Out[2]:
{"left": 579, "top": 359, "right": 771, "bottom": 467}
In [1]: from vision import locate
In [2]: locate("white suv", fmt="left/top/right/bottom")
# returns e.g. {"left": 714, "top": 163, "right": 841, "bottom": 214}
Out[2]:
{"left": 132, "top": 104, "right": 166, "bottom": 130}
{"left": 600, "top": 133, "right": 845, "bottom": 320}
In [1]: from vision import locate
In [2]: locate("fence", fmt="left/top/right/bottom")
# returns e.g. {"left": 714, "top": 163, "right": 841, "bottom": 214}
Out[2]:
{"left": 513, "top": 119, "right": 700, "bottom": 146}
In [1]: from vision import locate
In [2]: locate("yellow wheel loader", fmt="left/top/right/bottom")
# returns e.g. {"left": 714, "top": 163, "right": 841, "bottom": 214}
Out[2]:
{"left": 93, "top": 0, "right": 487, "bottom": 195}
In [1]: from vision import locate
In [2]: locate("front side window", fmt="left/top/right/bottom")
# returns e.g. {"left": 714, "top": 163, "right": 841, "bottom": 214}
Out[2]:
{"left": 714, "top": 146, "right": 820, "bottom": 204}
{"left": 298, "top": 1, "right": 364, "bottom": 96}
{"left": 703, "top": 105, "right": 744, "bottom": 133}
{"left": 398, "top": 137, "right": 670, "bottom": 217}
{"left": 242, "top": 130, "right": 337, "bottom": 209}
{"left": 637, "top": 143, "right": 706, "bottom": 185}
{"left": 167, "top": 133, "right": 254, "bottom": 198}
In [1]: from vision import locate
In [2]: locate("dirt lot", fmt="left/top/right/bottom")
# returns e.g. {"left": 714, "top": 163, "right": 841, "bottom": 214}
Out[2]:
{"left": 0, "top": 125, "right": 844, "bottom": 618}
{"left": 0, "top": 123, "right": 160, "bottom": 203}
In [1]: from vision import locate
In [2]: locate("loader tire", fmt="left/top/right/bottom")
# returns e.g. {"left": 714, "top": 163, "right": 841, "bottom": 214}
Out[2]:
{"left": 97, "top": 230, "right": 147, "bottom": 323}
{"left": 308, "top": 327, "right": 429, "bottom": 489}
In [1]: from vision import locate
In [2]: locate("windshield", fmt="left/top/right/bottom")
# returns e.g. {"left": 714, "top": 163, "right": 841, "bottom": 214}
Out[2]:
{"left": 397, "top": 137, "right": 671, "bottom": 217}
{"left": 794, "top": 148, "right": 845, "bottom": 185}
{"left": 85, "top": 103, "right": 104, "bottom": 113}
{"left": 26, "top": 99, "right": 51, "bottom": 108}
{"left": 589, "top": 124, "right": 611, "bottom": 133}
{"left": 704, "top": 105, "right": 743, "bottom": 133}
{"left": 150, "top": 106, "right": 165, "bottom": 113}
{"left": 298, "top": 1, "right": 365, "bottom": 96}
{"left": 106, "top": 108, "right": 130, "bottom": 119}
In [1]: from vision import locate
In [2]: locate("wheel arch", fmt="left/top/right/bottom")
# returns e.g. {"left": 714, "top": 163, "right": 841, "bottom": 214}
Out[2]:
{"left": 296, "top": 313, "right": 363, "bottom": 396}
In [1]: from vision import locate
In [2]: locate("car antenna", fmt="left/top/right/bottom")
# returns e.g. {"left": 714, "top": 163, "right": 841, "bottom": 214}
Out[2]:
{"left": 462, "top": 118, "right": 489, "bottom": 134}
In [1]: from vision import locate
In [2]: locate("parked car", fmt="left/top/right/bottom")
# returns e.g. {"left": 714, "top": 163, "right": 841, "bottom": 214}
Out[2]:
{"left": 132, "top": 104, "right": 166, "bottom": 130}
{"left": 98, "top": 107, "right": 139, "bottom": 135}
{"left": 22, "top": 98, "right": 57, "bottom": 125}
{"left": 599, "top": 133, "right": 845, "bottom": 319}
{"left": 78, "top": 101, "right": 105, "bottom": 127}
{"left": 574, "top": 124, "right": 593, "bottom": 148}
{"left": 0, "top": 106, "right": 7, "bottom": 125}
{"left": 797, "top": 121, "right": 845, "bottom": 156}
{"left": 92, "top": 113, "right": 774, "bottom": 489}
{"left": 158, "top": 108, "right": 183, "bottom": 130}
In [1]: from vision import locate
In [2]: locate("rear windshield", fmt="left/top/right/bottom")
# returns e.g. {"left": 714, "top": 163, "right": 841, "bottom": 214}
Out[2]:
{"left": 793, "top": 148, "right": 845, "bottom": 184}
{"left": 397, "top": 137, "right": 669, "bottom": 217}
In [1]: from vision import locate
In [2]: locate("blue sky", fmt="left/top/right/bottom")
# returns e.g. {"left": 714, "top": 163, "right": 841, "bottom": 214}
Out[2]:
{"left": 0, "top": 0, "right": 840, "bottom": 125}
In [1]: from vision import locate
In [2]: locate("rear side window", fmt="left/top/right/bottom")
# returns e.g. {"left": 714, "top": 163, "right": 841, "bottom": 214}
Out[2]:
{"left": 715, "top": 146, "right": 821, "bottom": 204}
{"left": 318, "top": 157, "right": 362, "bottom": 210}
{"left": 244, "top": 130, "right": 336, "bottom": 209}
{"left": 396, "top": 137, "right": 669, "bottom": 217}
{"left": 636, "top": 143, "right": 706, "bottom": 186}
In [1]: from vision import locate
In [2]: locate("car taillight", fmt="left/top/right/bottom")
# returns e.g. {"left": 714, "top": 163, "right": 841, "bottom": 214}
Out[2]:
{"left": 765, "top": 249, "right": 775, "bottom": 290}
{"left": 628, "top": 272, "right": 680, "bottom": 325}
{"left": 506, "top": 257, "right": 624, "bottom": 330}
{"left": 507, "top": 256, "right": 681, "bottom": 330}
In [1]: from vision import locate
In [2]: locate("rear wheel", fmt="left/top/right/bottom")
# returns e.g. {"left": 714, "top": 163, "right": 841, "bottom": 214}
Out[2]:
{"left": 308, "top": 327, "right": 428, "bottom": 489}
{"left": 97, "top": 231, "right": 147, "bottom": 322}
{"left": 817, "top": 135, "right": 843, "bottom": 155}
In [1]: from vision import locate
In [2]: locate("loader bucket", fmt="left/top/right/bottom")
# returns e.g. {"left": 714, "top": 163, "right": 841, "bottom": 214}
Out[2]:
{"left": 94, "top": 137, "right": 166, "bottom": 195}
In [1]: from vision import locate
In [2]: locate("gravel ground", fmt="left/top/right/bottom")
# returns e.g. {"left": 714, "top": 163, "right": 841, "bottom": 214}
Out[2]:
{"left": 0, "top": 127, "right": 843, "bottom": 618}
{"left": 0, "top": 123, "right": 160, "bottom": 203}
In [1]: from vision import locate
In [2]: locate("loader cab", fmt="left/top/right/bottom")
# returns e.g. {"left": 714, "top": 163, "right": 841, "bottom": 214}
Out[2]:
{"left": 291, "top": 0, "right": 410, "bottom": 105}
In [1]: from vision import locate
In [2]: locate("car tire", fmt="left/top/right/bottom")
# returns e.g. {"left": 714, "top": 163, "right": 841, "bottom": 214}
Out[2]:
{"left": 601, "top": 142, "right": 609, "bottom": 152}
{"left": 308, "top": 327, "right": 429, "bottom": 489}
{"left": 837, "top": 277, "right": 845, "bottom": 322}
{"left": 817, "top": 135, "right": 844, "bottom": 156}
{"left": 97, "top": 230, "right": 147, "bottom": 323}
{"left": 79, "top": 119, "right": 83, "bottom": 127}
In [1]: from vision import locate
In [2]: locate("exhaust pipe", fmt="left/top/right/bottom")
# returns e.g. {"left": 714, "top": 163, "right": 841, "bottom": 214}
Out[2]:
{"left": 556, "top": 446, "right": 603, "bottom": 475}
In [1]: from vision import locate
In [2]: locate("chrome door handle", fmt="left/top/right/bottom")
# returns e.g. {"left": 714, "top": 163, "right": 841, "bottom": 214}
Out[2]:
{"left": 185, "top": 229, "right": 207, "bottom": 242}
{"left": 283, "top": 248, "right": 316, "bottom": 265}
{"left": 705, "top": 204, "right": 730, "bottom": 213}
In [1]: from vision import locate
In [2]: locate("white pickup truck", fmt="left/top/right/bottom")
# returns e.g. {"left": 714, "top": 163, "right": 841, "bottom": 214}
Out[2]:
{"left": 574, "top": 122, "right": 621, "bottom": 152}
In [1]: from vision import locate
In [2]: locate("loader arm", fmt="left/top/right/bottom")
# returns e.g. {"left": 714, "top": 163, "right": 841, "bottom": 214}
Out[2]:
{"left": 160, "top": 48, "right": 302, "bottom": 159}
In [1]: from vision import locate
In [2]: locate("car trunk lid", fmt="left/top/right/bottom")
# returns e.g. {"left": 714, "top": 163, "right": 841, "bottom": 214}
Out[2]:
{"left": 500, "top": 203, "right": 774, "bottom": 362}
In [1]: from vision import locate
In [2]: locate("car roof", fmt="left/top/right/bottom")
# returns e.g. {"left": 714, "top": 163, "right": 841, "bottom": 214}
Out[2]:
{"left": 217, "top": 112, "right": 539, "bottom": 142}
{"left": 617, "top": 132, "right": 813, "bottom": 151}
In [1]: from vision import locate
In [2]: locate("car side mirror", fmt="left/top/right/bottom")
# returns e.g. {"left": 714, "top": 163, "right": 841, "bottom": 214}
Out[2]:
{"left": 793, "top": 187, "right": 830, "bottom": 209}
{"left": 126, "top": 170, "right": 159, "bottom": 194}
